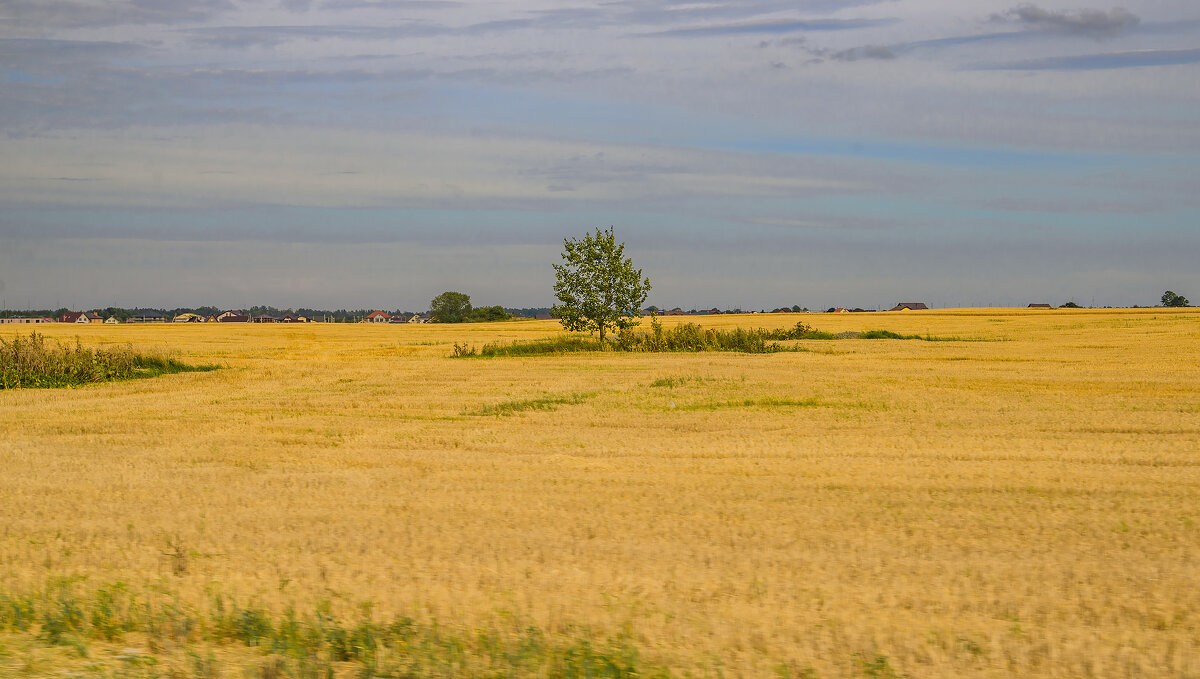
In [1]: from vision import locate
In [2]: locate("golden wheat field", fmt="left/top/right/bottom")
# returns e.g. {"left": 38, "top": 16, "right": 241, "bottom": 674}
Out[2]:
{"left": 1, "top": 309, "right": 1198, "bottom": 678}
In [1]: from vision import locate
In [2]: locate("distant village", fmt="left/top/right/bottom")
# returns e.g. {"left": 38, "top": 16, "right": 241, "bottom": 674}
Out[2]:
{"left": 0, "top": 309, "right": 433, "bottom": 325}
{"left": 0, "top": 301, "right": 1088, "bottom": 326}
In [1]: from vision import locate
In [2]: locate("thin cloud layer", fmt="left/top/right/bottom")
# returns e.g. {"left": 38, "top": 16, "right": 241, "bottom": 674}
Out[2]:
{"left": 1, "top": 0, "right": 1198, "bottom": 307}
{"left": 996, "top": 4, "right": 1140, "bottom": 39}
{"left": 981, "top": 47, "right": 1200, "bottom": 70}
{"left": 641, "top": 17, "right": 898, "bottom": 38}
{"left": 0, "top": 0, "right": 235, "bottom": 29}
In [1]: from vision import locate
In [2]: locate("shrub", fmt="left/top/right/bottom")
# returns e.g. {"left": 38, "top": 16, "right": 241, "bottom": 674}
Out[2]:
{"left": 450, "top": 320, "right": 955, "bottom": 358}
{"left": 0, "top": 332, "right": 217, "bottom": 389}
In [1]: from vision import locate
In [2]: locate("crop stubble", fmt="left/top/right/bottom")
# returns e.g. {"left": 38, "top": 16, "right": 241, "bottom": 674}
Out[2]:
{"left": 1, "top": 309, "right": 1197, "bottom": 677}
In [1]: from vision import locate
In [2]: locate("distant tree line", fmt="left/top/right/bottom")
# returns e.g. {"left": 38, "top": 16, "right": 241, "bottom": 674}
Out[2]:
{"left": 429, "top": 292, "right": 513, "bottom": 323}
{"left": 1, "top": 289, "right": 1189, "bottom": 322}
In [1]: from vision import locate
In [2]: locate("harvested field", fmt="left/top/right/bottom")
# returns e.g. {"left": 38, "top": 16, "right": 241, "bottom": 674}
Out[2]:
{"left": 1, "top": 308, "right": 1198, "bottom": 678}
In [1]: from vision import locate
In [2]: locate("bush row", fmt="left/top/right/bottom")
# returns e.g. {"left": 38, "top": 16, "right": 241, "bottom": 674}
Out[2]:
{"left": 453, "top": 321, "right": 941, "bottom": 357}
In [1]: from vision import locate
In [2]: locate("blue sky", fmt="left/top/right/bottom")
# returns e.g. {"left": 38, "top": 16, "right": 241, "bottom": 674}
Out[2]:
{"left": 1, "top": 0, "right": 1198, "bottom": 310}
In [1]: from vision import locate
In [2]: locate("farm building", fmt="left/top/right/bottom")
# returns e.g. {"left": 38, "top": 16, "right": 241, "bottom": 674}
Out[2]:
{"left": 365, "top": 310, "right": 391, "bottom": 323}
{"left": 1028, "top": 303, "right": 1053, "bottom": 309}
{"left": 0, "top": 317, "right": 54, "bottom": 324}
{"left": 173, "top": 313, "right": 204, "bottom": 322}
{"left": 127, "top": 311, "right": 167, "bottom": 323}
{"left": 890, "top": 302, "right": 929, "bottom": 311}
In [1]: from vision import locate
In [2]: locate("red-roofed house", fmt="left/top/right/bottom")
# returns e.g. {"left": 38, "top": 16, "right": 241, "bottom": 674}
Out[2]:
{"left": 365, "top": 310, "right": 391, "bottom": 323}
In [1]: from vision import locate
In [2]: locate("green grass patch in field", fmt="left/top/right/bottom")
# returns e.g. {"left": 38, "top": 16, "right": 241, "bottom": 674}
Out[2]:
{"left": 0, "top": 332, "right": 218, "bottom": 389}
{"left": 650, "top": 375, "right": 701, "bottom": 388}
{"left": 466, "top": 392, "right": 593, "bottom": 416}
{"left": 0, "top": 585, "right": 665, "bottom": 679}
{"left": 676, "top": 396, "right": 827, "bottom": 411}
{"left": 452, "top": 321, "right": 966, "bottom": 358}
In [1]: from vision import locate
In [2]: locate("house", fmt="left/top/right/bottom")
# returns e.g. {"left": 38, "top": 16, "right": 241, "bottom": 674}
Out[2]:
{"left": 890, "top": 302, "right": 929, "bottom": 311}
{"left": 0, "top": 317, "right": 54, "bottom": 324}
{"left": 206, "top": 314, "right": 218, "bottom": 323}
{"left": 389, "top": 314, "right": 410, "bottom": 323}
{"left": 173, "top": 313, "right": 203, "bottom": 323}
{"left": 216, "top": 310, "right": 250, "bottom": 323}
{"left": 1027, "top": 303, "right": 1053, "bottom": 309}
{"left": 61, "top": 311, "right": 88, "bottom": 323}
{"left": 104, "top": 317, "right": 119, "bottom": 324}
{"left": 278, "top": 313, "right": 304, "bottom": 323}
{"left": 408, "top": 313, "right": 431, "bottom": 323}
{"left": 365, "top": 310, "right": 391, "bottom": 323}
{"left": 126, "top": 311, "right": 167, "bottom": 323}
{"left": 252, "top": 315, "right": 278, "bottom": 323}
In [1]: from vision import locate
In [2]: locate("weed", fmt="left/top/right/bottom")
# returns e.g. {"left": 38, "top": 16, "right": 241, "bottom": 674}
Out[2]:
{"left": 853, "top": 653, "right": 906, "bottom": 679}
{"left": 453, "top": 321, "right": 961, "bottom": 357}
{"left": 649, "top": 376, "right": 700, "bottom": 388}
{"left": 466, "top": 393, "right": 593, "bottom": 417}
{"left": 0, "top": 332, "right": 217, "bottom": 389}
{"left": 451, "top": 342, "right": 477, "bottom": 357}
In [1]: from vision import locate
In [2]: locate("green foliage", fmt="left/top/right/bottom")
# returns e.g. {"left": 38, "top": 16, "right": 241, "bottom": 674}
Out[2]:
{"left": 1060, "top": 301, "right": 1081, "bottom": 308}
{"left": 552, "top": 227, "right": 651, "bottom": 341}
{"left": 466, "top": 393, "right": 592, "bottom": 416}
{"left": 468, "top": 336, "right": 607, "bottom": 357}
{"left": 1162, "top": 290, "right": 1190, "bottom": 307}
{"left": 430, "top": 291, "right": 474, "bottom": 323}
{"left": 466, "top": 305, "right": 512, "bottom": 322}
{"left": 452, "top": 320, "right": 954, "bottom": 358}
{"left": 90, "top": 583, "right": 138, "bottom": 641}
{"left": 0, "top": 332, "right": 217, "bottom": 389}
{"left": 854, "top": 653, "right": 906, "bottom": 678}
{"left": 429, "top": 294, "right": 512, "bottom": 323}
{"left": 451, "top": 342, "right": 478, "bottom": 357}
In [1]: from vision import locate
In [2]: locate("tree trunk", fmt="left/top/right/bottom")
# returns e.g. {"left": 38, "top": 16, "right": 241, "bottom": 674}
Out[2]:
{"left": 598, "top": 324, "right": 605, "bottom": 342}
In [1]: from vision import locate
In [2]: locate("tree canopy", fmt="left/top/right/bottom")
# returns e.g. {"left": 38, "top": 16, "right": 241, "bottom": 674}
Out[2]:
{"left": 1162, "top": 290, "right": 1190, "bottom": 307}
{"left": 430, "top": 291, "right": 473, "bottom": 323}
{"left": 429, "top": 292, "right": 512, "bottom": 323}
{"left": 551, "top": 227, "right": 650, "bottom": 341}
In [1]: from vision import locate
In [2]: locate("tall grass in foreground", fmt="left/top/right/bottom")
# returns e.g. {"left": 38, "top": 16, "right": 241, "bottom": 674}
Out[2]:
{"left": 0, "top": 332, "right": 216, "bottom": 389}
{"left": 0, "top": 584, "right": 662, "bottom": 679}
{"left": 453, "top": 321, "right": 945, "bottom": 357}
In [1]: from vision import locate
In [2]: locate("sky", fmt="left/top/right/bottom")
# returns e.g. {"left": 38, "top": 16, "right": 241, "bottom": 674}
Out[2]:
{"left": 1, "top": 0, "right": 1198, "bottom": 311}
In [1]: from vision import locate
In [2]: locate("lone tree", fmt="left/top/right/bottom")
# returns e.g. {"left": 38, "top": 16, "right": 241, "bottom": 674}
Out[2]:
{"left": 430, "top": 291, "right": 473, "bottom": 323}
{"left": 552, "top": 227, "right": 651, "bottom": 341}
{"left": 1162, "top": 290, "right": 1190, "bottom": 307}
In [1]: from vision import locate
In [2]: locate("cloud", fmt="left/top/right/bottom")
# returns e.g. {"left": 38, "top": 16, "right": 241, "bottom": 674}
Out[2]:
{"left": 995, "top": 4, "right": 1140, "bottom": 39}
{"left": 979, "top": 48, "right": 1200, "bottom": 71}
{"left": 0, "top": 38, "right": 144, "bottom": 63}
{"left": 611, "top": 0, "right": 897, "bottom": 26}
{"left": 182, "top": 24, "right": 446, "bottom": 48}
{"left": 0, "top": 0, "right": 235, "bottom": 29}
{"left": 830, "top": 44, "right": 896, "bottom": 61}
{"left": 320, "top": 0, "right": 461, "bottom": 9}
{"left": 638, "top": 17, "right": 898, "bottom": 38}
{"left": 280, "top": 0, "right": 313, "bottom": 13}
